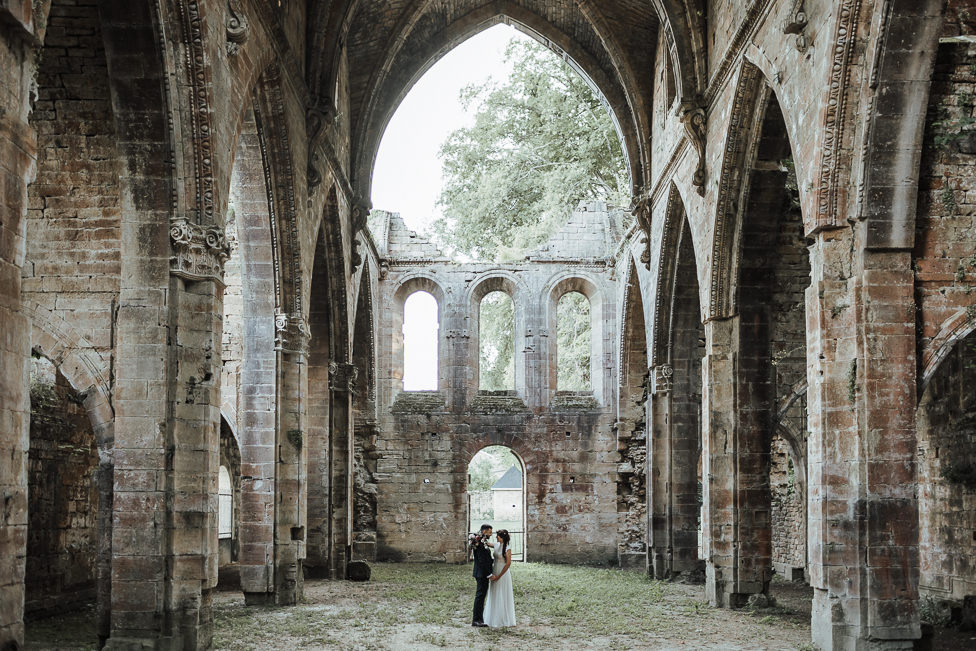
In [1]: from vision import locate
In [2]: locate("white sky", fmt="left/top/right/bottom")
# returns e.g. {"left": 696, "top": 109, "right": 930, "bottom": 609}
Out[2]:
{"left": 402, "top": 291, "right": 439, "bottom": 390}
{"left": 370, "top": 24, "right": 532, "bottom": 234}
{"left": 374, "top": 25, "right": 534, "bottom": 391}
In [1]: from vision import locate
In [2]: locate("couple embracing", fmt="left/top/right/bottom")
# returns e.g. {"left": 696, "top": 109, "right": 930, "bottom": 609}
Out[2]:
{"left": 469, "top": 524, "right": 515, "bottom": 628}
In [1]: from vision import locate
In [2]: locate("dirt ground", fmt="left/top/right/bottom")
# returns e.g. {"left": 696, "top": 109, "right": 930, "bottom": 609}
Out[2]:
{"left": 23, "top": 563, "right": 976, "bottom": 650}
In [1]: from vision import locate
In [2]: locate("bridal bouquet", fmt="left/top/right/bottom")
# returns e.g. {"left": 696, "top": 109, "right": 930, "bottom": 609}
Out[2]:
{"left": 468, "top": 532, "right": 492, "bottom": 552}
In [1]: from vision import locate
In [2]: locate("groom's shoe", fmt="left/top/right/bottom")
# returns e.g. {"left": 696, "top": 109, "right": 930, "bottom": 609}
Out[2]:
{"left": 472, "top": 621, "right": 487, "bottom": 627}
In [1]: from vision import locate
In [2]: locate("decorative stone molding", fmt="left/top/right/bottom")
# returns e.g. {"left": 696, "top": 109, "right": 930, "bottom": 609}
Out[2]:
{"left": 306, "top": 97, "right": 337, "bottom": 144}
{"left": 351, "top": 197, "right": 371, "bottom": 233}
{"left": 307, "top": 152, "right": 323, "bottom": 189}
{"left": 631, "top": 197, "right": 652, "bottom": 269}
{"left": 783, "top": 0, "right": 809, "bottom": 52}
{"left": 652, "top": 185, "right": 683, "bottom": 366}
{"left": 351, "top": 237, "right": 363, "bottom": 273}
{"left": 225, "top": 0, "right": 249, "bottom": 55}
{"left": 329, "top": 361, "right": 358, "bottom": 394}
{"left": 814, "top": 0, "right": 862, "bottom": 228}
{"left": 710, "top": 62, "right": 763, "bottom": 320}
{"left": 176, "top": 0, "right": 216, "bottom": 224}
{"left": 169, "top": 218, "right": 230, "bottom": 285}
{"left": 444, "top": 329, "right": 469, "bottom": 339}
{"left": 274, "top": 309, "right": 310, "bottom": 356}
{"left": 651, "top": 365, "right": 673, "bottom": 396}
{"left": 680, "top": 104, "right": 707, "bottom": 195}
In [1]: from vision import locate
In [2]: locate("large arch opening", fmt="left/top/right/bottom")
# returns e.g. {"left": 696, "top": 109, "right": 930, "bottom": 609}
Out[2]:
{"left": 221, "top": 96, "right": 280, "bottom": 601}
{"left": 706, "top": 87, "right": 812, "bottom": 608}
{"left": 467, "top": 446, "right": 526, "bottom": 562}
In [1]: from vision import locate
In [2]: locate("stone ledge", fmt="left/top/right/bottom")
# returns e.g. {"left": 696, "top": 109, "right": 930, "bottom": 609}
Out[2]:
{"left": 391, "top": 391, "right": 446, "bottom": 414}
{"left": 550, "top": 391, "right": 601, "bottom": 411}
{"left": 470, "top": 390, "right": 528, "bottom": 414}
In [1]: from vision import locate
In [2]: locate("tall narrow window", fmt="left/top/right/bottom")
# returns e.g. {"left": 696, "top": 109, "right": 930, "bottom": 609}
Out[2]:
{"left": 402, "top": 291, "right": 439, "bottom": 390}
{"left": 479, "top": 291, "right": 515, "bottom": 390}
{"left": 557, "top": 291, "right": 591, "bottom": 390}
{"left": 218, "top": 466, "right": 233, "bottom": 539}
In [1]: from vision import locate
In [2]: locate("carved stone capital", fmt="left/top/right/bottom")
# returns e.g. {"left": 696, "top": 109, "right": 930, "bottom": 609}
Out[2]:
{"left": 274, "top": 310, "right": 310, "bottom": 356}
{"left": 351, "top": 197, "right": 371, "bottom": 233}
{"left": 307, "top": 151, "right": 323, "bottom": 190}
{"left": 306, "top": 97, "right": 337, "bottom": 143}
{"left": 631, "top": 197, "right": 653, "bottom": 270}
{"left": 329, "top": 361, "right": 358, "bottom": 393}
{"left": 169, "top": 218, "right": 230, "bottom": 286}
{"left": 680, "top": 104, "right": 707, "bottom": 195}
{"left": 651, "top": 364, "right": 673, "bottom": 396}
{"left": 351, "top": 237, "right": 363, "bottom": 273}
{"left": 225, "top": 0, "right": 249, "bottom": 55}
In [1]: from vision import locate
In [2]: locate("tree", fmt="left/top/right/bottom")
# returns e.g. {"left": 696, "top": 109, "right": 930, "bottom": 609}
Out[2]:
{"left": 479, "top": 291, "right": 515, "bottom": 391}
{"left": 468, "top": 446, "right": 520, "bottom": 492}
{"left": 432, "top": 38, "right": 625, "bottom": 392}
{"left": 432, "top": 38, "right": 630, "bottom": 262}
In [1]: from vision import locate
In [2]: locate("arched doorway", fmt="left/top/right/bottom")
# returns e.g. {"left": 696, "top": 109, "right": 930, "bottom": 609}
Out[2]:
{"left": 467, "top": 446, "right": 526, "bottom": 561}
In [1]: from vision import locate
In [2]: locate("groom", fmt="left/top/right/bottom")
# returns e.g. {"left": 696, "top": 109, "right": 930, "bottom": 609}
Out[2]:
{"left": 471, "top": 523, "right": 494, "bottom": 627}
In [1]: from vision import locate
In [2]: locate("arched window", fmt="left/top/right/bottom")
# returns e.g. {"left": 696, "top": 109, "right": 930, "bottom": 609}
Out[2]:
{"left": 479, "top": 291, "right": 515, "bottom": 391}
{"left": 402, "top": 291, "right": 439, "bottom": 390}
{"left": 557, "top": 291, "right": 591, "bottom": 391}
{"left": 218, "top": 466, "right": 233, "bottom": 539}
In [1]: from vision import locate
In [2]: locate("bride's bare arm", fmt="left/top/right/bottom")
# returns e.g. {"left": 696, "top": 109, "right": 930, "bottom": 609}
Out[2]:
{"left": 492, "top": 549, "right": 512, "bottom": 580}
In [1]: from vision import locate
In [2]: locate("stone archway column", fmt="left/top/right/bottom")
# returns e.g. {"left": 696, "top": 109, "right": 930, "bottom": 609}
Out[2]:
{"left": 0, "top": 23, "right": 37, "bottom": 644}
{"left": 328, "top": 361, "right": 357, "bottom": 579}
{"left": 701, "top": 317, "right": 741, "bottom": 607}
{"left": 807, "top": 227, "right": 920, "bottom": 649}
{"left": 647, "top": 365, "right": 671, "bottom": 579}
{"left": 273, "top": 315, "right": 310, "bottom": 605}
{"left": 107, "top": 220, "right": 227, "bottom": 649}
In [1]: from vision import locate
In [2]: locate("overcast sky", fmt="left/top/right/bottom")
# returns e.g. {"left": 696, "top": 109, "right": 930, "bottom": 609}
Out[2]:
{"left": 370, "top": 24, "right": 532, "bottom": 234}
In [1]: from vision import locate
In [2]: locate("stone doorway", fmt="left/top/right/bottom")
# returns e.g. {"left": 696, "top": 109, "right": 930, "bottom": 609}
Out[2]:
{"left": 467, "top": 446, "right": 526, "bottom": 561}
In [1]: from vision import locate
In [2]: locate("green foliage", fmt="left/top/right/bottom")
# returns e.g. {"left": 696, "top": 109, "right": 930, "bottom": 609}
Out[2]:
{"left": 557, "top": 292, "right": 591, "bottom": 390}
{"left": 432, "top": 38, "right": 630, "bottom": 261}
{"left": 468, "top": 445, "right": 520, "bottom": 492}
{"left": 479, "top": 291, "right": 515, "bottom": 390}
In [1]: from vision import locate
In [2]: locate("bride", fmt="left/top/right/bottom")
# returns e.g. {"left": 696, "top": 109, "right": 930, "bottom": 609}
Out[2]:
{"left": 483, "top": 529, "right": 516, "bottom": 627}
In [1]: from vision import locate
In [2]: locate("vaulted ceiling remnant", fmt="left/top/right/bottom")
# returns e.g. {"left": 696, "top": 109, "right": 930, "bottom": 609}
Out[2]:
{"left": 305, "top": 0, "right": 690, "bottom": 203}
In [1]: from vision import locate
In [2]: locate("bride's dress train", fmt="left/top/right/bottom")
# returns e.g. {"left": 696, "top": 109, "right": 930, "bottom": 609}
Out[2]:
{"left": 483, "top": 542, "right": 516, "bottom": 627}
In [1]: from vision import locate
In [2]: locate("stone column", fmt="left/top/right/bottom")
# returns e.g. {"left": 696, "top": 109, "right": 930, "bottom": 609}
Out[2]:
{"left": 0, "top": 13, "right": 37, "bottom": 644}
{"left": 328, "top": 361, "right": 357, "bottom": 579}
{"left": 701, "top": 317, "right": 740, "bottom": 607}
{"left": 647, "top": 365, "right": 671, "bottom": 579}
{"left": 108, "top": 219, "right": 227, "bottom": 648}
{"left": 273, "top": 314, "right": 309, "bottom": 604}
{"left": 807, "top": 227, "right": 920, "bottom": 648}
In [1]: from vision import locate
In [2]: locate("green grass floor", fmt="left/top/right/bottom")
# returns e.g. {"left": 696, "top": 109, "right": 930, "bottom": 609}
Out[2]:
{"left": 26, "top": 563, "right": 816, "bottom": 650}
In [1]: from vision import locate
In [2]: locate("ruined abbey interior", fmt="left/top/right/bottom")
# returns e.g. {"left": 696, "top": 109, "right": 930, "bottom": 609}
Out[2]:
{"left": 2, "top": 0, "right": 976, "bottom": 649}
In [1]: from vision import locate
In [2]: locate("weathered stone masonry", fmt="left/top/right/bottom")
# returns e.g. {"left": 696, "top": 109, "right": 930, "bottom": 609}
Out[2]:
{"left": 1, "top": 2, "right": 975, "bottom": 650}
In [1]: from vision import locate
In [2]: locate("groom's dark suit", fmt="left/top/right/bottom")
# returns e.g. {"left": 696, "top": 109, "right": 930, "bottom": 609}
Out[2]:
{"left": 472, "top": 539, "right": 494, "bottom": 625}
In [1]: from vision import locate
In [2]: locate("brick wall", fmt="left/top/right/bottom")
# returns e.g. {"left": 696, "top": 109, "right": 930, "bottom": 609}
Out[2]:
{"left": 23, "top": 0, "right": 121, "bottom": 357}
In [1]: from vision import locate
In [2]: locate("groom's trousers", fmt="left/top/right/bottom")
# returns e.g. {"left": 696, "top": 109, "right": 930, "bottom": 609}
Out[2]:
{"left": 473, "top": 577, "right": 490, "bottom": 623}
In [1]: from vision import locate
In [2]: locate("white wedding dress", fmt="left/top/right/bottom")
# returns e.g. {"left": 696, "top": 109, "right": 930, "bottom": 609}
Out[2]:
{"left": 483, "top": 541, "right": 516, "bottom": 627}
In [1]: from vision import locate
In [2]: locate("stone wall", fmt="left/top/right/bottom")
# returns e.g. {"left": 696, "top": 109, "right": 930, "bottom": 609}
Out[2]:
{"left": 917, "top": 333, "right": 976, "bottom": 601}
{"left": 372, "top": 207, "right": 621, "bottom": 566}
{"left": 26, "top": 356, "right": 98, "bottom": 615}
{"left": 23, "top": 0, "right": 121, "bottom": 358}
{"left": 770, "top": 433, "right": 804, "bottom": 576}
